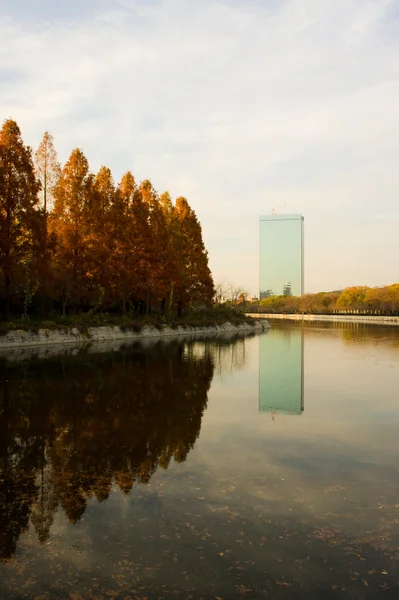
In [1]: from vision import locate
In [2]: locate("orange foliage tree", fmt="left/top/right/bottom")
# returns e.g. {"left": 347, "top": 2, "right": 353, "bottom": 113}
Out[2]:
{"left": 173, "top": 197, "right": 214, "bottom": 316}
{"left": 34, "top": 131, "right": 61, "bottom": 312}
{"left": 49, "top": 149, "right": 96, "bottom": 315}
{"left": 0, "top": 119, "right": 41, "bottom": 318}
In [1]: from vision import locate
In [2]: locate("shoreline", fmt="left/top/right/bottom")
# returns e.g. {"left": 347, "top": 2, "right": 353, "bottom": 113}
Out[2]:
{"left": 0, "top": 320, "right": 270, "bottom": 351}
{"left": 1, "top": 326, "right": 266, "bottom": 363}
{"left": 246, "top": 313, "right": 399, "bottom": 326}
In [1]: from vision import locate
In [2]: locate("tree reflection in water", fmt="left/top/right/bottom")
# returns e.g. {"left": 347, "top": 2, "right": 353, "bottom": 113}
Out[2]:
{"left": 0, "top": 335, "right": 250, "bottom": 561}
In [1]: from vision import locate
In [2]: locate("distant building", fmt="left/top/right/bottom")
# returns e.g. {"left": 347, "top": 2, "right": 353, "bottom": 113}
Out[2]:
{"left": 259, "top": 214, "right": 304, "bottom": 298}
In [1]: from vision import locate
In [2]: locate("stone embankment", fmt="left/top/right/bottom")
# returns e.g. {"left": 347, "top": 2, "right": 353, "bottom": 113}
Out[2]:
{"left": 0, "top": 320, "right": 270, "bottom": 351}
{"left": 246, "top": 313, "right": 399, "bottom": 326}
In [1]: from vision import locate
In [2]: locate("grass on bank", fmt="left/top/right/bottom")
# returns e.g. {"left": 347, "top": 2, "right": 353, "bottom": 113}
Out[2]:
{"left": 0, "top": 306, "right": 256, "bottom": 335}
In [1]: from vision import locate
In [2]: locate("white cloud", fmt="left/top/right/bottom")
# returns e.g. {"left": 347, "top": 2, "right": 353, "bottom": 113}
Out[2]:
{"left": 1, "top": 0, "right": 398, "bottom": 293}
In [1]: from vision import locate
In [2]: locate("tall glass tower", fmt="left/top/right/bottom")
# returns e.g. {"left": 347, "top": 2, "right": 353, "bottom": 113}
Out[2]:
{"left": 259, "top": 214, "right": 304, "bottom": 298}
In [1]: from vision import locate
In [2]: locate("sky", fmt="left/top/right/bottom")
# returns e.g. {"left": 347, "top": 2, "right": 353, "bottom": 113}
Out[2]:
{"left": 1, "top": 0, "right": 399, "bottom": 295}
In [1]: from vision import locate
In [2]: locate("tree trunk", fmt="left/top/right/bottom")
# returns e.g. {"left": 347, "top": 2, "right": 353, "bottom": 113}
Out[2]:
{"left": 146, "top": 290, "right": 151, "bottom": 315}
{"left": 4, "top": 273, "right": 11, "bottom": 320}
{"left": 62, "top": 295, "right": 67, "bottom": 318}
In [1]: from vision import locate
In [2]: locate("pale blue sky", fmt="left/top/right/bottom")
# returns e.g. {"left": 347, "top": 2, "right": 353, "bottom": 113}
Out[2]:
{"left": 1, "top": 0, "right": 399, "bottom": 293}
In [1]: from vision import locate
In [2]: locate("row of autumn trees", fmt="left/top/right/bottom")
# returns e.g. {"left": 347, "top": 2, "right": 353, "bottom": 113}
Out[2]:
{"left": 251, "top": 284, "right": 399, "bottom": 314}
{"left": 0, "top": 119, "right": 214, "bottom": 320}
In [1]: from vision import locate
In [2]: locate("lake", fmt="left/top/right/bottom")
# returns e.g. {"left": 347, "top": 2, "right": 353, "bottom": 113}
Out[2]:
{"left": 0, "top": 322, "right": 398, "bottom": 599}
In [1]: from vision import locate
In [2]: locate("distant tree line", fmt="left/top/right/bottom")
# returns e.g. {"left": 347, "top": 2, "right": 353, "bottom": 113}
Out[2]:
{"left": 250, "top": 284, "right": 399, "bottom": 315}
{"left": 0, "top": 119, "right": 214, "bottom": 320}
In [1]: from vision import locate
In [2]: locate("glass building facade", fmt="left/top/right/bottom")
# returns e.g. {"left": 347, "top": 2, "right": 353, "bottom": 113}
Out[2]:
{"left": 259, "top": 328, "right": 304, "bottom": 415}
{"left": 259, "top": 214, "right": 304, "bottom": 298}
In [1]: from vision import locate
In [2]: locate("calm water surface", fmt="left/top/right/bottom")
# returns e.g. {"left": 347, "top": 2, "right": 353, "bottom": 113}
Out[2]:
{"left": 0, "top": 323, "right": 399, "bottom": 599}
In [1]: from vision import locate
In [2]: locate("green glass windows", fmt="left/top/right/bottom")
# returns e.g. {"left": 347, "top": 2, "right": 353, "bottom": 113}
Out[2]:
{"left": 259, "top": 214, "right": 304, "bottom": 298}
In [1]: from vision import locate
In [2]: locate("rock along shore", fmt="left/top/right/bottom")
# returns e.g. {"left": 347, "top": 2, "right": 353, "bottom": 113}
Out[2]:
{"left": 0, "top": 320, "right": 270, "bottom": 351}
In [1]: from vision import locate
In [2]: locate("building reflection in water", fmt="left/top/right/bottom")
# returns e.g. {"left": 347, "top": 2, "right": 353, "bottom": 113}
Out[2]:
{"left": 259, "top": 327, "right": 304, "bottom": 415}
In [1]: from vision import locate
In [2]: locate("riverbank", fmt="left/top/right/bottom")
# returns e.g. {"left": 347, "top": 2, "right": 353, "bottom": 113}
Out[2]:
{"left": 0, "top": 320, "right": 270, "bottom": 351}
{"left": 0, "top": 325, "right": 266, "bottom": 363}
{"left": 246, "top": 313, "right": 399, "bottom": 326}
